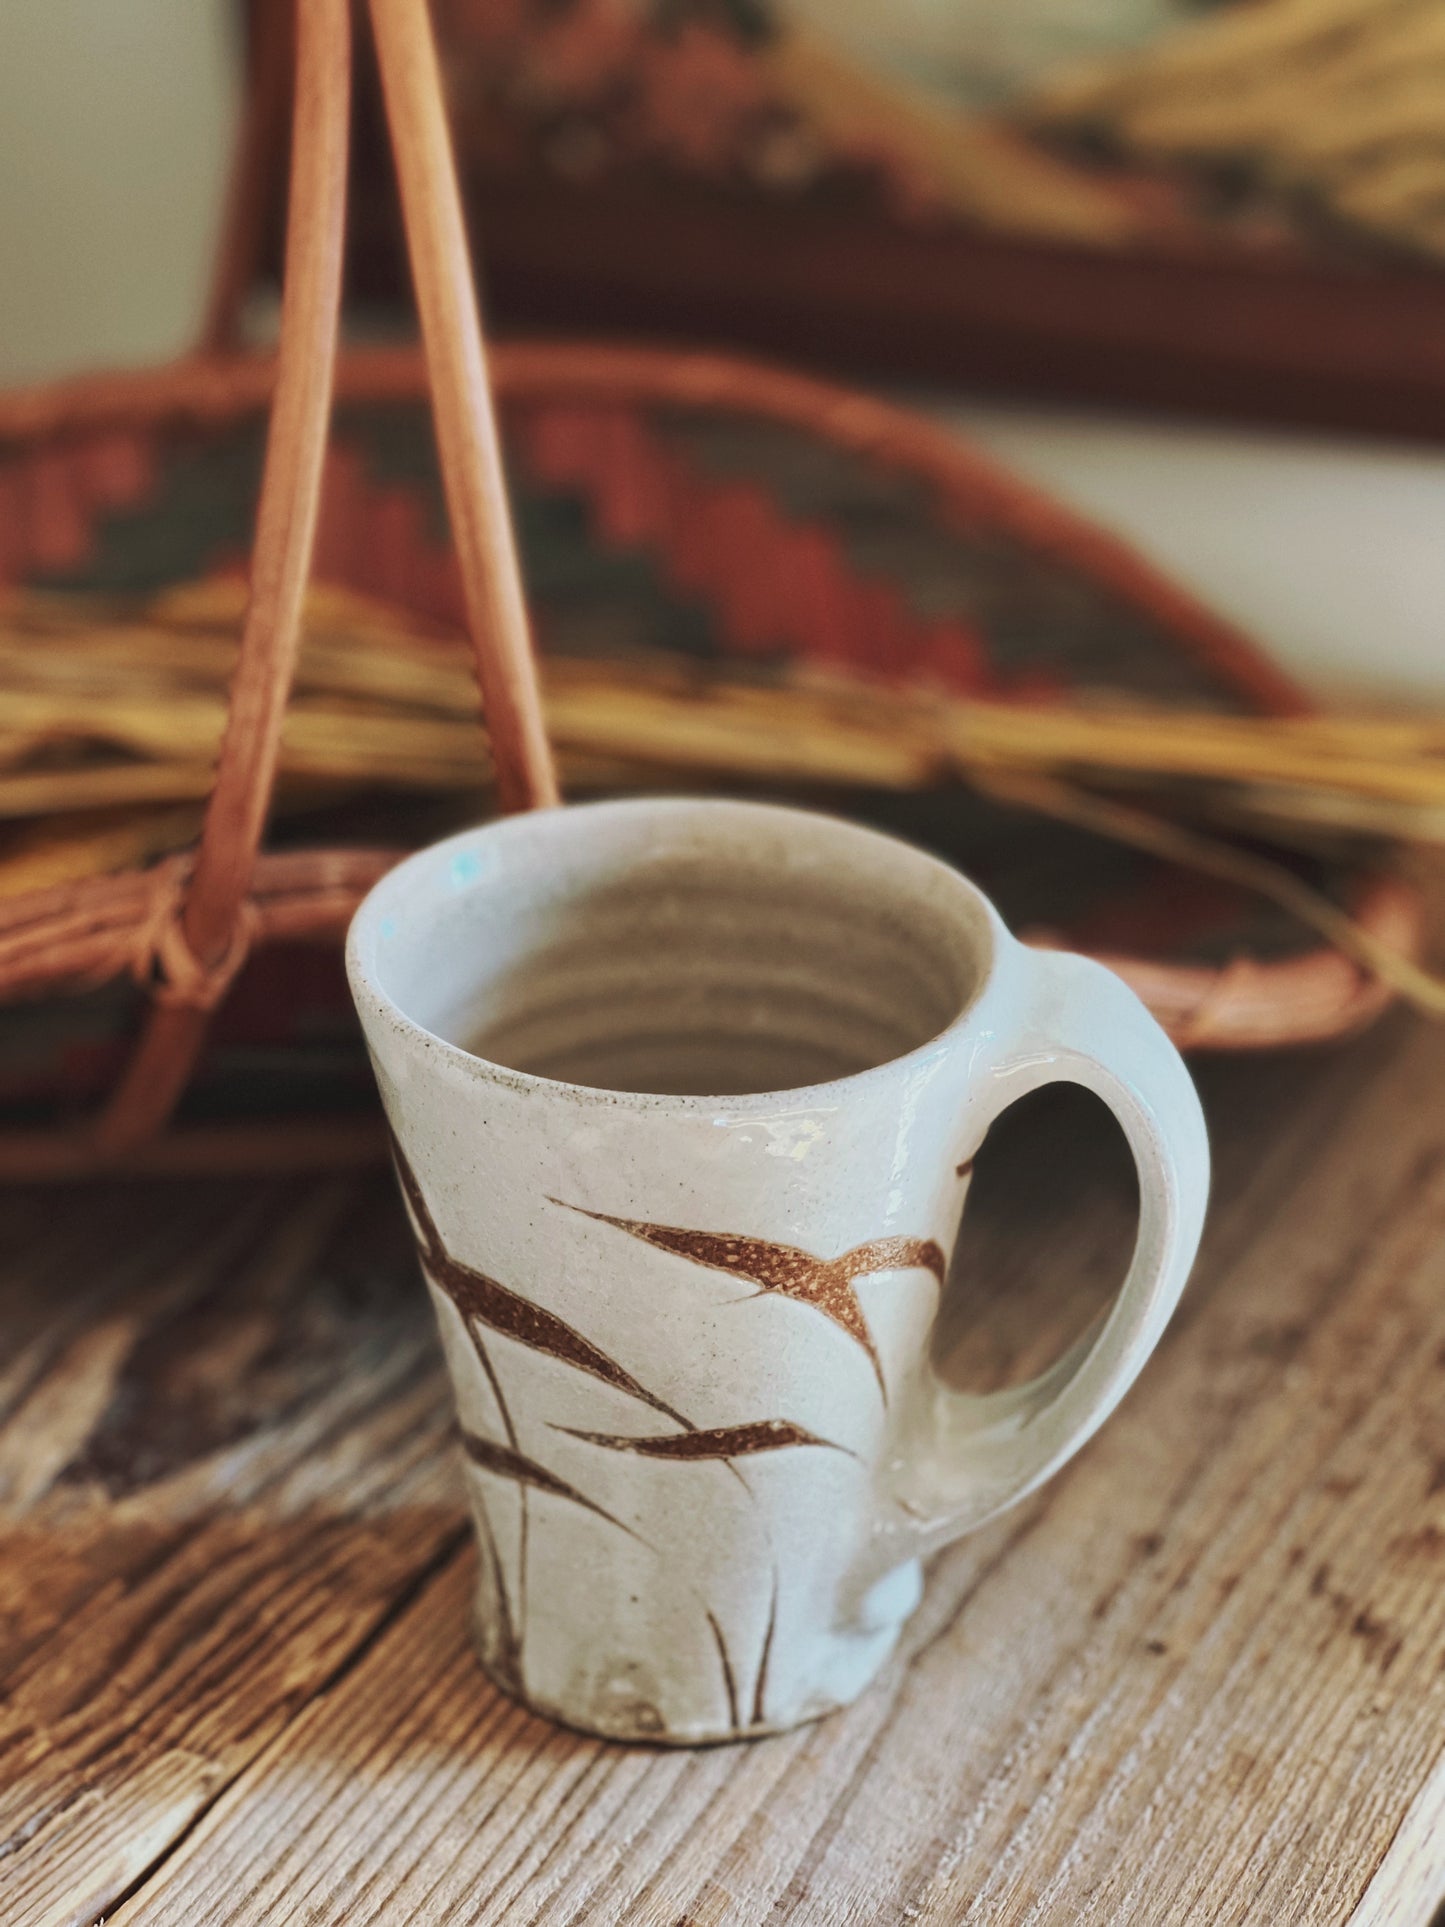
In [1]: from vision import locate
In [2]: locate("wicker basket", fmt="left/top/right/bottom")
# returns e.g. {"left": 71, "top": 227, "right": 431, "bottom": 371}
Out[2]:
{"left": 0, "top": 0, "right": 1419, "bottom": 1180}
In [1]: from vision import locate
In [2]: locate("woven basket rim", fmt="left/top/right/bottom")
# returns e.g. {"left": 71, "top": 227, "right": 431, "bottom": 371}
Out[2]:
{"left": 0, "top": 338, "right": 1315, "bottom": 720}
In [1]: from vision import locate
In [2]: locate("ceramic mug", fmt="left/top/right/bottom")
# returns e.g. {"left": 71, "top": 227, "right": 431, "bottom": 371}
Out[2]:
{"left": 347, "top": 797, "right": 1209, "bottom": 1743}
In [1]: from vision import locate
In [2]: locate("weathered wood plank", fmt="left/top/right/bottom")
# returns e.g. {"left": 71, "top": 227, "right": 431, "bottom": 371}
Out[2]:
{"left": 1347, "top": 1747, "right": 1445, "bottom": 1927}
{"left": 0, "top": 1175, "right": 467, "bottom": 1927}
{"left": 77, "top": 1015, "right": 1445, "bottom": 1926}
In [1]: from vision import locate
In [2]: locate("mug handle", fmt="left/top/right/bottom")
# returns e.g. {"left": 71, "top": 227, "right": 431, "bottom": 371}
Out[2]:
{"left": 869, "top": 942, "right": 1210, "bottom": 1579}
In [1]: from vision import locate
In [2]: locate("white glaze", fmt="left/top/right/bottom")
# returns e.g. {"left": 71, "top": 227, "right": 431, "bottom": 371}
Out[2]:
{"left": 347, "top": 798, "right": 1209, "bottom": 1743}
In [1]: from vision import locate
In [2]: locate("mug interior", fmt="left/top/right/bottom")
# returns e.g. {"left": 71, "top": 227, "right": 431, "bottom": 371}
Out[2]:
{"left": 352, "top": 799, "right": 992, "bottom": 1098}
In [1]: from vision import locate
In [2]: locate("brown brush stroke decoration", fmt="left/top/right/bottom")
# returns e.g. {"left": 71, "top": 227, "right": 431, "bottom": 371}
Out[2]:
{"left": 706, "top": 1611, "right": 740, "bottom": 1733}
{"left": 434, "top": 1231, "right": 529, "bottom": 1679}
{"left": 459, "top": 1427, "right": 641, "bottom": 1540}
{"left": 389, "top": 1136, "right": 691, "bottom": 1427}
{"left": 471, "top": 1484, "right": 523, "bottom": 1696}
{"left": 555, "top": 1201, "right": 945, "bottom": 1399}
{"left": 752, "top": 1572, "right": 778, "bottom": 1730}
{"left": 554, "top": 1418, "right": 856, "bottom": 1462}
{"left": 470, "top": 1325, "right": 530, "bottom": 1669}
{"left": 397, "top": 1138, "right": 532, "bottom": 1685}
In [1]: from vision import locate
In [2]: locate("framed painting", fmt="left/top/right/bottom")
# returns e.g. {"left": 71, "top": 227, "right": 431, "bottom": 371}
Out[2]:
{"left": 232, "top": 0, "right": 1445, "bottom": 436}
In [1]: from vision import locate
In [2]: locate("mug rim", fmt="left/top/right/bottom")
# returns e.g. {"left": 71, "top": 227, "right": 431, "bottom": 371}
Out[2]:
{"left": 345, "top": 795, "right": 1007, "bottom": 1115}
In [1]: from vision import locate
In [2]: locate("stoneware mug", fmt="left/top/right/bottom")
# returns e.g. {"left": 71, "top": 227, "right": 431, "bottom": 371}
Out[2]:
{"left": 346, "top": 797, "right": 1209, "bottom": 1743}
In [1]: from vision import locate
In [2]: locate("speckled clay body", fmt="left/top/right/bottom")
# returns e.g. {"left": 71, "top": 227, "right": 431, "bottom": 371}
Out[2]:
{"left": 347, "top": 798, "right": 1208, "bottom": 1743}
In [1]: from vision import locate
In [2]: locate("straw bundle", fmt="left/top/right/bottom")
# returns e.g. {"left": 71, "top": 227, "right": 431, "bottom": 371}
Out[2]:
{"left": 1032, "top": 0, "right": 1445, "bottom": 258}
{"left": 3, "top": 576, "right": 1440, "bottom": 1010}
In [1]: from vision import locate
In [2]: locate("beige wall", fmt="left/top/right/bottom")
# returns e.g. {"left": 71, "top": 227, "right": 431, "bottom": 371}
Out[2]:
{"left": 936, "top": 400, "right": 1445, "bottom": 706}
{"left": 0, "top": 0, "right": 240, "bottom": 383}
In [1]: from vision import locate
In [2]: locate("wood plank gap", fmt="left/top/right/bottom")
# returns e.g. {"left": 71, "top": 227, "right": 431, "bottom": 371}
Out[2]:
{"left": 93, "top": 1523, "right": 469, "bottom": 1927}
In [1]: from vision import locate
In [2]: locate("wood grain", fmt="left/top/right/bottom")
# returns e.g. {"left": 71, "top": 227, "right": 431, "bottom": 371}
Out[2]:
{"left": 0, "top": 1178, "right": 465, "bottom": 1927}
{"left": 6, "top": 1017, "right": 1445, "bottom": 1923}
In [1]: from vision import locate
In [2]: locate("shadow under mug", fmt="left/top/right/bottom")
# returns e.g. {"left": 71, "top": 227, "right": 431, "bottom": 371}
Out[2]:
{"left": 346, "top": 797, "right": 1209, "bottom": 1743}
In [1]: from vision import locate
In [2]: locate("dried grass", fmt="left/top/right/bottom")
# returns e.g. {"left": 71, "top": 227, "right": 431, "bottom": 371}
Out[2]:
{"left": 3, "top": 577, "right": 1440, "bottom": 1009}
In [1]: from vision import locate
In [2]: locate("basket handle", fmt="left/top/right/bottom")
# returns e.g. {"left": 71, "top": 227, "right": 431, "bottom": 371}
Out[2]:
{"left": 182, "top": 0, "right": 353, "bottom": 970}
{"left": 369, "top": 0, "right": 559, "bottom": 817}
{"left": 201, "top": 0, "right": 295, "bottom": 357}
{"left": 92, "top": 0, "right": 353, "bottom": 1156}
{"left": 190, "top": 0, "right": 556, "bottom": 967}
{"left": 95, "top": 0, "right": 555, "bottom": 1158}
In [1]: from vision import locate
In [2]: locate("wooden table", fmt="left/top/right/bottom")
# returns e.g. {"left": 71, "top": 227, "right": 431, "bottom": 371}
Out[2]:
{"left": 5, "top": 1011, "right": 1445, "bottom": 1926}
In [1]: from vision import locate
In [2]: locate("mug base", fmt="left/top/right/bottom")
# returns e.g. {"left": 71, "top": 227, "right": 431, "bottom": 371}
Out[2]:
{"left": 470, "top": 1599, "right": 903, "bottom": 1747}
